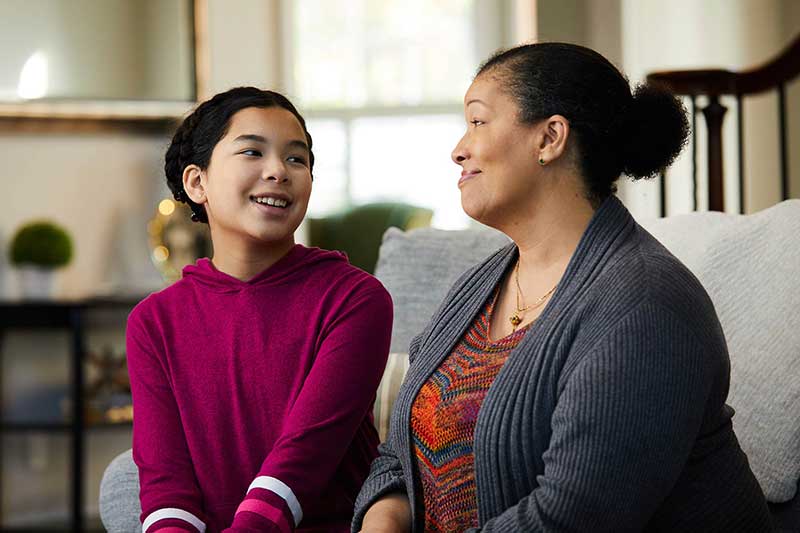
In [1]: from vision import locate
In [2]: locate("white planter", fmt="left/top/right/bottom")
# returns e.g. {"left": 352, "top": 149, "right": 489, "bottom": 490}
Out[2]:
{"left": 17, "top": 266, "right": 55, "bottom": 300}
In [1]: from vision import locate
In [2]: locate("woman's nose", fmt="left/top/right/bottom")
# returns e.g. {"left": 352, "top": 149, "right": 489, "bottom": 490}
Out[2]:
{"left": 451, "top": 136, "right": 469, "bottom": 165}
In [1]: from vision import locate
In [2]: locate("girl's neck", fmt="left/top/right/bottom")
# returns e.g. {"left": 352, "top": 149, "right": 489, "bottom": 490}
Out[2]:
{"left": 209, "top": 230, "right": 296, "bottom": 282}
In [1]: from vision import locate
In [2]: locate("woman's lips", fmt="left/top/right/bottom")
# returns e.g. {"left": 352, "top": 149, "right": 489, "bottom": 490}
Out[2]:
{"left": 458, "top": 170, "right": 481, "bottom": 188}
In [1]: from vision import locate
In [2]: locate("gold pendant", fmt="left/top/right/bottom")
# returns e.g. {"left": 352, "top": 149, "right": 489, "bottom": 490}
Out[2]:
{"left": 509, "top": 314, "right": 522, "bottom": 327}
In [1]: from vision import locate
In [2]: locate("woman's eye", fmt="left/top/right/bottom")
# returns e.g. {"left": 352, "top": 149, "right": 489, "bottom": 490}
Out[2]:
{"left": 240, "top": 149, "right": 262, "bottom": 157}
{"left": 470, "top": 119, "right": 484, "bottom": 127}
{"left": 287, "top": 155, "right": 308, "bottom": 166}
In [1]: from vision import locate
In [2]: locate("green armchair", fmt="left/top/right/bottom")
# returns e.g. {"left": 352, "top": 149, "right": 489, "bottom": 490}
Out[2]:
{"left": 306, "top": 202, "right": 433, "bottom": 273}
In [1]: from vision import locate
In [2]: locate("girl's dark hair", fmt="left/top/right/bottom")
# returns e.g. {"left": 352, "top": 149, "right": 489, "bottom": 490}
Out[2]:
{"left": 478, "top": 42, "right": 689, "bottom": 203}
{"left": 165, "top": 87, "right": 314, "bottom": 223}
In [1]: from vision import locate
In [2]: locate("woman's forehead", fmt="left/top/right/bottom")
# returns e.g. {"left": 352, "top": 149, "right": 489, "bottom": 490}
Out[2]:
{"left": 465, "top": 75, "right": 514, "bottom": 112}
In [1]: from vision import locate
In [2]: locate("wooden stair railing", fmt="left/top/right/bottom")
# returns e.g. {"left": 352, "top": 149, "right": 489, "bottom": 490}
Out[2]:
{"left": 646, "top": 34, "right": 800, "bottom": 214}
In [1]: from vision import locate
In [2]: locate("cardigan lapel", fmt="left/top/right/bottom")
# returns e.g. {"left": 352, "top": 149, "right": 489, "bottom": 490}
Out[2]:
{"left": 472, "top": 195, "right": 637, "bottom": 523}
{"left": 391, "top": 242, "right": 517, "bottom": 531}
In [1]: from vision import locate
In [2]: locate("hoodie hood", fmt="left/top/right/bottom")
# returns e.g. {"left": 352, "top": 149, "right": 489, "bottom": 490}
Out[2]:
{"left": 181, "top": 244, "right": 348, "bottom": 293}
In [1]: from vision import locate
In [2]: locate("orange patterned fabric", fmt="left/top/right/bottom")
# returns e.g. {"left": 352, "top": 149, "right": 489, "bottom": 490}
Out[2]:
{"left": 411, "top": 290, "right": 530, "bottom": 532}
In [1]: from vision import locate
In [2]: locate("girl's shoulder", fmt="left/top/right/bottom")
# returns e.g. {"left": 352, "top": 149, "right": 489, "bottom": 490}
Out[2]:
{"left": 300, "top": 245, "right": 390, "bottom": 294}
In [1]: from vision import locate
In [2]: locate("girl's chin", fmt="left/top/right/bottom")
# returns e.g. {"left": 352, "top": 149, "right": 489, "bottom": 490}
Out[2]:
{"left": 243, "top": 219, "right": 303, "bottom": 245}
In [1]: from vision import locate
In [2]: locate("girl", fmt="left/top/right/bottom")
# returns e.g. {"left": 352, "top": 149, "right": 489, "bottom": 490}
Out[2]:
{"left": 128, "top": 87, "right": 393, "bottom": 533}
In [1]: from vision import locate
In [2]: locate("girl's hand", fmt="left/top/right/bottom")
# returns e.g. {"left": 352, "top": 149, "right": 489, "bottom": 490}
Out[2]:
{"left": 359, "top": 492, "right": 412, "bottom": 533}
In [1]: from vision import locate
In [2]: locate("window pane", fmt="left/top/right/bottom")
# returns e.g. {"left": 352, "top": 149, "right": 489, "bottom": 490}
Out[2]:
{"left": 306, "top": 119, "right": 348, "bottom": 216}
{"left": 292, "top": 0, "right": 477, "bottom": 108}
{"left": 350, "top": 115, "right": 470, "bottom": 229}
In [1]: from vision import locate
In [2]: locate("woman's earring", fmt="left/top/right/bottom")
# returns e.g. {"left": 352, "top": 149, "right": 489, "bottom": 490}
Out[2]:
{"left": 538, "top": 157, "right": 546, "bottom": 166}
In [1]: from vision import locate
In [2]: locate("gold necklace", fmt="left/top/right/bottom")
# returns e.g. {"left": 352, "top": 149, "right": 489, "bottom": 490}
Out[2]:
{"left": 509, "top": 259, "right": 557, "bottom": 331}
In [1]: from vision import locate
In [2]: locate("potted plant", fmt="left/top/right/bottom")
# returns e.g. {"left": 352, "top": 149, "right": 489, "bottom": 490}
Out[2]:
{"left": 9, "top": 220, "right": 74, "bottom": 299}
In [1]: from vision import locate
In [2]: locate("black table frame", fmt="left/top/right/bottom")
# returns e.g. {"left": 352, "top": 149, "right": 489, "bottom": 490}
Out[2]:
{"left": 0, "top": 298, "right": 139, "bottom": 532}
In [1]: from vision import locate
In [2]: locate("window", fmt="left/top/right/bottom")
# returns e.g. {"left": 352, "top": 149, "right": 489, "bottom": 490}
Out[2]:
{"left": 285, "top": 0, "right": 508, "bottom": 228}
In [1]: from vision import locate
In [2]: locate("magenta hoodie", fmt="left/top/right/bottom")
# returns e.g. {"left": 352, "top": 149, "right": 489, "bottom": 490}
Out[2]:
{"left": 127, "top": 245, "right": 393, "bottom": 533}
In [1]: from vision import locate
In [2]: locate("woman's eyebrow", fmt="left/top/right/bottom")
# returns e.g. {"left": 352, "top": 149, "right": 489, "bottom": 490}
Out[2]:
{"left": 466, "top": 98, "right": 490, "bottom": 107}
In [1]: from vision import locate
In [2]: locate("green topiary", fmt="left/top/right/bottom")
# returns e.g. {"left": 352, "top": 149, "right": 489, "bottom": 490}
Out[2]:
{"left": 9, "top": 220, "right": 74, "bottom": 268}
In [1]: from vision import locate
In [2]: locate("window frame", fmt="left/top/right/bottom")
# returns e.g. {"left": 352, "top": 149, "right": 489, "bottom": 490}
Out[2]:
{"left": 279, "top": 0, "right": 513, "bottom": 216}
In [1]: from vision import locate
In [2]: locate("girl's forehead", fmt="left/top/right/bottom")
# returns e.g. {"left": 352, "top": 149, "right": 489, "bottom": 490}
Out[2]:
{"left": 226, "top": 106, "right": 305, "bottom": 138}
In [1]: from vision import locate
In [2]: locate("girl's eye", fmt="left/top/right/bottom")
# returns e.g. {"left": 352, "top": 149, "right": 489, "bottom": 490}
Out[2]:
{"left": 241, "top": 149, "right": 262, "bottom": 157}
{"left": 470, "top": 119, "right": 484, "bottom": 127}
{"left": 287, "top": 155, "right": 308, "bottom": 166}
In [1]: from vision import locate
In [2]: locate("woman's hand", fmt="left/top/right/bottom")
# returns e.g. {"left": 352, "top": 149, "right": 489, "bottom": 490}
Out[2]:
{"left": 359, "top": 492, "right": 412, "bottom": 533}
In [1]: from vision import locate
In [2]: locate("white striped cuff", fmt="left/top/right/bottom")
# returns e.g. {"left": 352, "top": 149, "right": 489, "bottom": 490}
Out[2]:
{"left": 247, "top": 475, "right": 303, "bottom": 526}
{"left": 142, "top": 507, "right": 206, "bottom": 533}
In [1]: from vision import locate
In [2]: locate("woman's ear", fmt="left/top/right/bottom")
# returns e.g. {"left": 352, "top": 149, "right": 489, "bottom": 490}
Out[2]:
{"left": 537, "top": 114, "right": 570, "bottom": 165}
{"left": 182, "top": 164, "right": 207, "bottom": 205}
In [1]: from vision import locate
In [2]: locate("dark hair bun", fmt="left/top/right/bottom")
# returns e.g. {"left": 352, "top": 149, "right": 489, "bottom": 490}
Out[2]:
{"left": 622, "top": 83, "right": 690, "bottom": 180}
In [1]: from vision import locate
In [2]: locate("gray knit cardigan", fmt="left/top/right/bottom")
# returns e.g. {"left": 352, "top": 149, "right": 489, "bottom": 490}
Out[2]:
{"left": 352, "top": 196, "right": 771, "bottom": 532}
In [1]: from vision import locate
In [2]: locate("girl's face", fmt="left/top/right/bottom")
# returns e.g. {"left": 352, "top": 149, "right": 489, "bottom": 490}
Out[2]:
{"left": 451, "top": 74, "right": 544, "bottom": 227}
{"left": 197, "top": 106, "right": 312, "bottom": 249}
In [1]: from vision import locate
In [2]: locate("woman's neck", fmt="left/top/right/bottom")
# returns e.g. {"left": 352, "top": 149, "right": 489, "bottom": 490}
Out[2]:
{"left": 209, "top": 229, "right": 296, "bottom": 282}
{"left": 503, "top": 183, "right": 596, "bottom": 275}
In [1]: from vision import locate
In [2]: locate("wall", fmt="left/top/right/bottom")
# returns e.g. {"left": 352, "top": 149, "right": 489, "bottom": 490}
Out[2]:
{"left": 536, "top": 0, "right": 622, "bottom": 67}
{"left": 619, "top": 0, "right": 800, "bottom": 218}
{"left": 142, "top": 0, "right": 194, "bottom": 101}
{"left": 536, "top": 0, "right": 799, "bottom": 220}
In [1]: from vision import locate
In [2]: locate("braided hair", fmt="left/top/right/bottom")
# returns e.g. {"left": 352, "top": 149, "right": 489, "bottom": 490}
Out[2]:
{"left": 164, "top": 87, "right": 314, "bottom": 223}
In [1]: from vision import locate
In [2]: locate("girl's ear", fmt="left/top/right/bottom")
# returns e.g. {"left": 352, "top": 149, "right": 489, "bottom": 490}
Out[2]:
{"left": 182, "top": 164, "right": 207, "bottom": 205}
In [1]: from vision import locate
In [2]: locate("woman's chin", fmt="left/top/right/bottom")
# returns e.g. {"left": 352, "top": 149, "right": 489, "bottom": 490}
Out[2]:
{"left": 461, "top": 195, "right": 489, "bottom": 225}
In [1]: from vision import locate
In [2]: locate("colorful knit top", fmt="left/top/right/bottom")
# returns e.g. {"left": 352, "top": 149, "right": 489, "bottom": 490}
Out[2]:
{"left": 410, "top": 290, "right": 530, "bottom": 532}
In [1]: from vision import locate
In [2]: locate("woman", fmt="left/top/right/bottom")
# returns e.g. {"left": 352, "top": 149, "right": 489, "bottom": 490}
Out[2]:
{"left": 128, "top": 87, "right": 392, "bottom": 533}
{"left": 353, "top": 43, "right": 770, "bottom": 532}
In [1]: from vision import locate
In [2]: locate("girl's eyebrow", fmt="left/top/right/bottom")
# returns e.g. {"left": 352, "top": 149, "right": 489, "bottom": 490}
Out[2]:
{"left": 233, "top": 134, "right": 267, "bottom": 143}
{"left": 286, "top": 139, "right": 310, "bottom": 153}
{"left": 233, "top": 134, "right": 308, "bottom": 153}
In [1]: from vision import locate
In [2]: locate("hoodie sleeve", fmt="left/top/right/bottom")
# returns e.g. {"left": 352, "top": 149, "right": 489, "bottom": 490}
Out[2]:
{"left": 127, "top": 304, "right": 208, "bottom": 533}
{"left": 226, "top": 280, "right": 393, "bottom": 533}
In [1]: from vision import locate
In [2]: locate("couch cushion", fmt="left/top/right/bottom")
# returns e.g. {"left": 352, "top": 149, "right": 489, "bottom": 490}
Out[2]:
{"left": 99, "top": 449, "right": 142, "bottom": 533}
{"left": 640, "top": 200, "right": 800, "bottom": 503}
{"left": 374, "top": 353, "right": 410, "bottom": 441}
{"left": 374, "top": 226, "right": 509, "bottom": 353}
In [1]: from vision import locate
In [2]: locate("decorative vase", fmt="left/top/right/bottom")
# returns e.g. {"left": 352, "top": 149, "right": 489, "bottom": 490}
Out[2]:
{"left": 18, "top": 266, "right": 55, "bottom": 299}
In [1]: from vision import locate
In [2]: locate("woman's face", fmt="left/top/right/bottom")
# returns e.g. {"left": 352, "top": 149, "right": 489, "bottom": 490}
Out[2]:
{"left": 200, "top": 106, "right": 312, "bottom": 247}
{"left": 451, "top": 74, "right": 543, "bottom": 227}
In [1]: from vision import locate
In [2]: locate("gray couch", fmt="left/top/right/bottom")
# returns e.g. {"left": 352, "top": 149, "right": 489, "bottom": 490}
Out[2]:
{"left": 100, "top": 200, "right": 800, "bottom": 532}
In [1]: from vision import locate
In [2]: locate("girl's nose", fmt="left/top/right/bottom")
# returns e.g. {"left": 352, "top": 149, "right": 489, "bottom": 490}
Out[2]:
{"left": 262, "top": 160, "right": 289, "bottom": 183}
{"left": 262, "top": 174, "right": 289, "bottom": 183}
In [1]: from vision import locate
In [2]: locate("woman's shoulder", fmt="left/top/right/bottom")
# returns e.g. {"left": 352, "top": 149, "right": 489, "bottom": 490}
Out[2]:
{"left": 586, "top": 223, "right": 721, "bottom": 336}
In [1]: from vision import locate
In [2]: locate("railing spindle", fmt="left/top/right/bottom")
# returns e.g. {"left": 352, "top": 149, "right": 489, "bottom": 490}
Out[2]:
{"left": 778, "top": 83, "right": 789, "bottom": 201}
